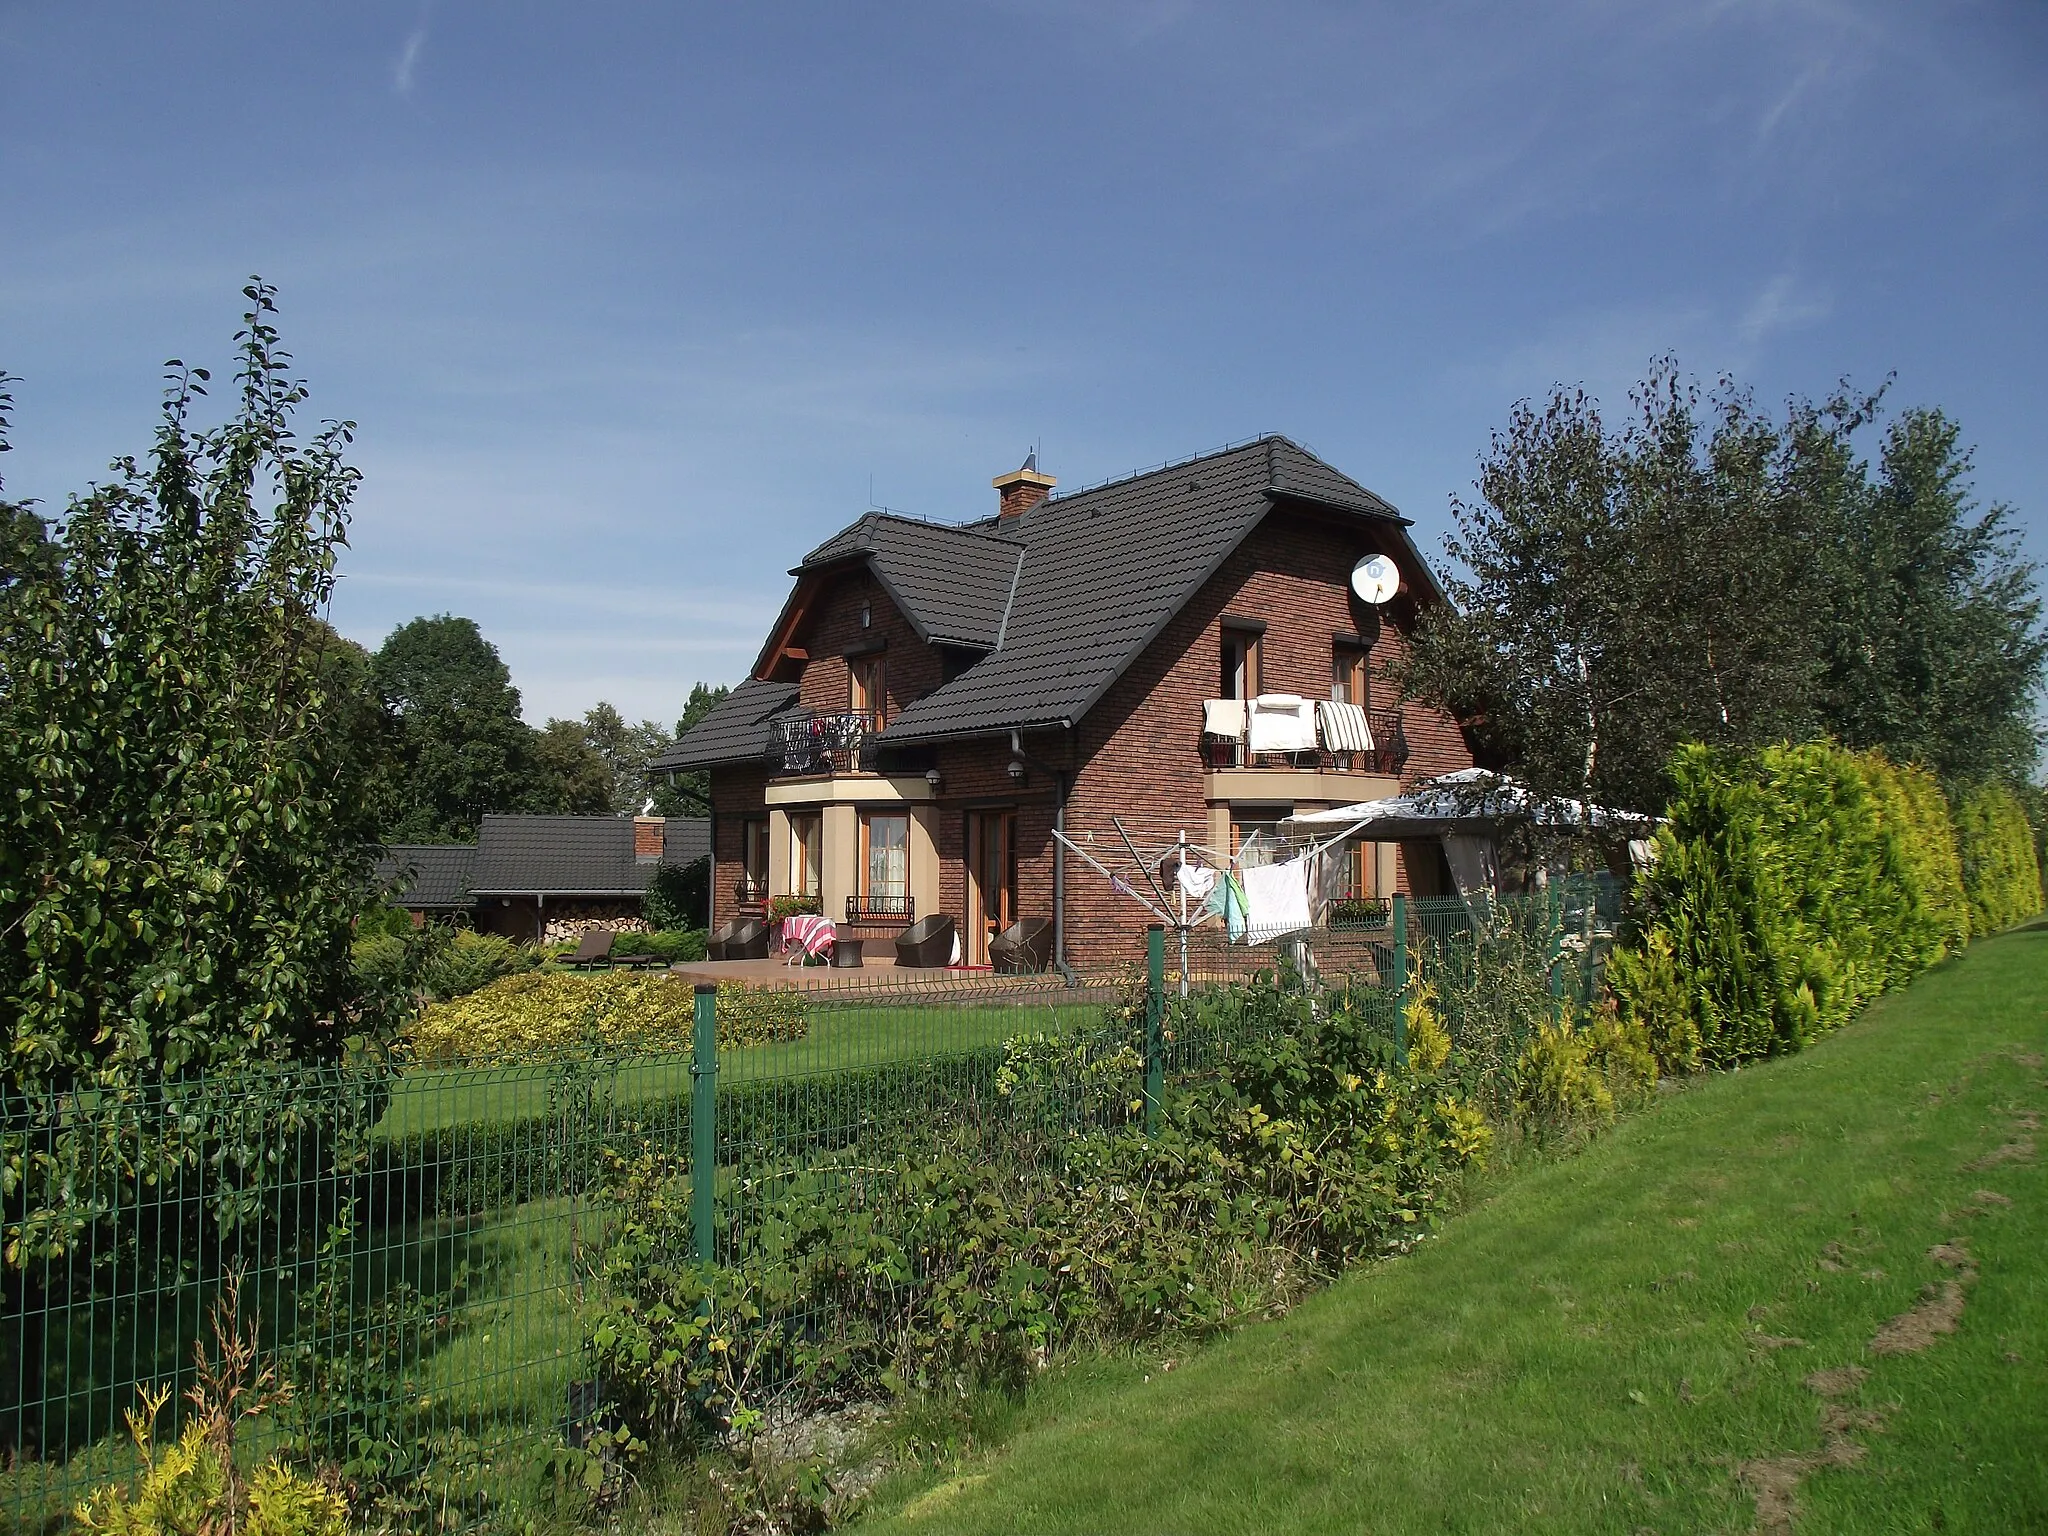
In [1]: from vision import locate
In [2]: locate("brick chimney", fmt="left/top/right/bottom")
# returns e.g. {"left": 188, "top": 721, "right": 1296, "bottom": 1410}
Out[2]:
{"left": 633, "top": 814, "right": 664, "bottom": 862}
{"left": 993, "top": 450, "right": 1056, "bottom": 518}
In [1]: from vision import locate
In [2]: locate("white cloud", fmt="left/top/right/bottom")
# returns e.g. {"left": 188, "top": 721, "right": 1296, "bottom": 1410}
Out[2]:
{"left": 392, "top": 26, "right": 426, "bottom": 95}
{"left": 1738, "top": 272, "right": 1832, "bottom": 346}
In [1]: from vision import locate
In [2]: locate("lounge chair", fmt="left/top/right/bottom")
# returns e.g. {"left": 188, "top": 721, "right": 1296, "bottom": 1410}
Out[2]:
{"left": 566, "top": 931, "right": 614, "bottom": 969}
{"left": 988, "top": 917, "right": 1053, "bottom": 974}
{"left": 894, "top": 914, "right": 956, "bottom": 969}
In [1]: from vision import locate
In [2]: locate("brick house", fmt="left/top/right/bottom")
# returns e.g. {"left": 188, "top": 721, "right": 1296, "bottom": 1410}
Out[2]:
{"left": 651, "top": 436, "right": 1479, "bottom": 971}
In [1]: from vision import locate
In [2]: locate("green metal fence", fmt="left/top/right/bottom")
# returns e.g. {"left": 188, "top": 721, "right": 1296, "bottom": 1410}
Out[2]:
{"left": 2, "top": 883, "right": 1618, "bottom": 1530}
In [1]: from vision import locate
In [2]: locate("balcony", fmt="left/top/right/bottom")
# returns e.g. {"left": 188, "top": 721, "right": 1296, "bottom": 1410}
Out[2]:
{"left": 766, "top": 711, "right": 879, "bottom": 776}
{"left": 1201, "top": 707, "right": 1409, "bottom": 777}
{"left": 844, "top": 893, "right": 914, "bottom": 925}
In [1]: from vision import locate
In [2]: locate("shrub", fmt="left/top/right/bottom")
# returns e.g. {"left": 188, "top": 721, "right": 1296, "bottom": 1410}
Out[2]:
{"left": 406, "top": 973, "right": 806, "bottom": 1062}
{"left": 611, "top": 928, "right": 708, "bottom": 963}
{"left": 582, "top": 979, "right": 1490, "bottom": 1459}
{"left": 1610, "top": 740, "right": 1941, "bottom": 1068}
{"left": 425, "top": 929, "right": 533, "bottom": 999}
{"left": 1855, "top": 753, "right": 1969, "bottom": 964}
{"left": 643, "top": 860, "right": 706, "bottom": 932}
{"left": 73, "top": 1418, "right": 348, "bottom": 1536}
{"left": 1514, "top": 1006, "right": 1656, "bottom": 1132}
{"left": 1957, "top": 782, "right": 2045, "bottom": 935}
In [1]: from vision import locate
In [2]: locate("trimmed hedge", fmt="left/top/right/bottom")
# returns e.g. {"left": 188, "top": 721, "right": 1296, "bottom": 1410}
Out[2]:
{"left": 1608, "top": 741, "right": 1980, "bottom": 1070}
{"left": 1957, "top": 782, "right": 2045, "bottom": 936}
{"left": 404, "top": 973, "right": 805, "bottom": 1063}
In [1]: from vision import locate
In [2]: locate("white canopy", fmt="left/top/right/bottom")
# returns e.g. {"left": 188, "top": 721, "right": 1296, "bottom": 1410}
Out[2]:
{"left": 1281, "top": 769, "right": 1654, "bottom": 842}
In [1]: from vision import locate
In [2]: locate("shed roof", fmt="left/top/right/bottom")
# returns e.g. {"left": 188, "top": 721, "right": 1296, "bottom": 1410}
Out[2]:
{"left": 468, "top": 815, "right": 709, "bottom": 897}
{"left": 377, "top": 844, "right": 476, "bottom": 909}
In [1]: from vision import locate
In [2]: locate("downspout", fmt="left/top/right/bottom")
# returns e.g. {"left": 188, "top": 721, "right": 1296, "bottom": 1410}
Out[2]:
{"left": 1012, "top": 728, "right": 1078, "bottom": 985}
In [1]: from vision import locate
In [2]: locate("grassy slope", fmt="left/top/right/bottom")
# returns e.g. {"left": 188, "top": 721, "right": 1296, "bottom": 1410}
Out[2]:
{"left": 859, "top": 924, "right": 2048, "bottom": 1535}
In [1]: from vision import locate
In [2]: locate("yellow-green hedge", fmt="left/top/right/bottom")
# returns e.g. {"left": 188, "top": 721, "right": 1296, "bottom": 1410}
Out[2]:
{"left": 1856, "top": 752, "right": 1970, "bottom": 964}
{"left": 406, "top": 973, "right": 807, "bottom": 1063}
{"left": 1957, "top": 782, "right": 2045, "bottom": 935}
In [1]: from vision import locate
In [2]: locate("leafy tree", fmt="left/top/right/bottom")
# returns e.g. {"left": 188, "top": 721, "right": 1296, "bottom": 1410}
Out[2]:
{"left": 650, "top": 681, "right": 729, "bottom": 818}
{"left": 372, "top": 615, "right": 535, "bottom": 842}
{"left": 528, "top": 716, "right": 614, "bottom": 815}
{"left": 576, "top": 701, "right": 677, "bottom": 815}
{"left": 1400, "top": 364, "right": 1853, "bottom": 816}
{"left": 1817, "top": 408, "right": 2046, "bottom": 786}
{"left": 0, "top": 283, "right": 384, "bottom": 1087}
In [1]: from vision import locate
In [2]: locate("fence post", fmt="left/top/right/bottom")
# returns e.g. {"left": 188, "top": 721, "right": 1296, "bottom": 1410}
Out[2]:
{"left": 1143, "top": 923, "right": 1165, "bottom": 1135}
{"left": 691, "top": 982, "right": 717, "bottom": 1263}
{"left": 1390, "top": 893, "right": 1408, "bottom": 1053}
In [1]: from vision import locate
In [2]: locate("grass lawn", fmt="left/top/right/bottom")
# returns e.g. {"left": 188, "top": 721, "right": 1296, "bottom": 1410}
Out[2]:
{"left": 857, "top": 922, "right": 2048, "bottom": 1535}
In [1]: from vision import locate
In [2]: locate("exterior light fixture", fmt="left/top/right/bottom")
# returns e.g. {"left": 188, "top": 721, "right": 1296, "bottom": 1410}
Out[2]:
{"left": 925, "top": 767, "right": 942, "bottom": 790}
{"left": 1007, "top": 757, "right": 1027, "bottom": 782}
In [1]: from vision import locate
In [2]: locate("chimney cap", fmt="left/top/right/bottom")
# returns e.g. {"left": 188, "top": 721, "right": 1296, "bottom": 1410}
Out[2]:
{"left": 992, "top": 450, "right": 1056, "bottom": 494}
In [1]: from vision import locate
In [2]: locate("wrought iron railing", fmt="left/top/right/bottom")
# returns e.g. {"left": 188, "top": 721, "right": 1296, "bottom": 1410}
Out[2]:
{"left": 845, "top": 893, "right": 914, "bottom": 925}
{"left": 766, "top": 711, "right": 878, "bottom": 776}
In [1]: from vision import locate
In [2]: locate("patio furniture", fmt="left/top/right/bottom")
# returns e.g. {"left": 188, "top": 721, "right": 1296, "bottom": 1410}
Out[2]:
{"left": 566, "top": 931, "right": 614, "bottom": 969}
{"left": 710, "top": 918, "right": 769, "bottom": 962}
{"left": 894, "top": 914, "right": 956, "bottom": 969}
{"left": 988, "top": 917, "right": 1053, "bottom": 974}
{"left": 830, "top": 938, "right": 865, "bottom": 968}
{"left": 780, "top": 913, "right": 836, "bottom": 966}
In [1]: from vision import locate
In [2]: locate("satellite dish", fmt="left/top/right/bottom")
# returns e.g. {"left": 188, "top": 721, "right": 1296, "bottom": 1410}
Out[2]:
{"left": 1350, "top": 554, "right": 1400, "bottom": 605}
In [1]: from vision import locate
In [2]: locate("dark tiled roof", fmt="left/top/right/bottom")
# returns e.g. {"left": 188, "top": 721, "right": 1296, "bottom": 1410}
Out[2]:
{"left": 667, "top": 435, "right": 1431, "bottom": 762}
{"left": 664, "top": 816, "right": 711, "bottom": 864}
{"left": 882, "top": 437, "right": 1418, "bottom": 743}
{"left": 647, "top": 678, "right": 798, "bottom": 772}
{"left": 797, "top": 515, "right": 1025, "bottom": 650}
{"left": 468, "top": 815, "right": 710, "bottom": 896}
{"left": 377, "top": 844, "right": 476, "bottom": 909}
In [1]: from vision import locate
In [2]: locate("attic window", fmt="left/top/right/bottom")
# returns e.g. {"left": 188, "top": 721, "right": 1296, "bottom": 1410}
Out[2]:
{"left": 861, "top": 600, "right": 872, "bottom": 629}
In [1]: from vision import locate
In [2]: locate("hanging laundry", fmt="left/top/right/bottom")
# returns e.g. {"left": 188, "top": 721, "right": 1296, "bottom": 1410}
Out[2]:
{"left": 1248, "top": 693, "right": 1316, "bottom": 753}
{"left": 1315, "top": 699, "right": 1374, "bottom": 754}
{"left": 1241, "top": 858, "right": 1311, "bottom": 943}
{"left": 1175, "top": 861, "right": 1217, "bottom": 903}
{"left": 1202, "top": 698, "right": 1248, "bottom": 739}
{"left": 1110, "top": 875, "right": 1136, "bottom": 899}
{"left": 1199, "top": 870, "right": 1249, "bottom": 942}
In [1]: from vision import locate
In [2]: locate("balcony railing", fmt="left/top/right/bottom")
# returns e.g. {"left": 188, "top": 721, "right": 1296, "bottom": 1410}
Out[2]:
{"left": 844, "top": 893, "right": 914, "bottom": 926}
{"left": 766, "top": 711, "right": 879, "bottom": 776}
{"left": 1202, "top": 708, "right": 1409, "bottom": 776}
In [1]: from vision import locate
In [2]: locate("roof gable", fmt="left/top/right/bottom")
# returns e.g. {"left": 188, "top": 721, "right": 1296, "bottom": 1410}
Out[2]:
{"left": 667, "top": 435, "right": 1432, "bottom": 762}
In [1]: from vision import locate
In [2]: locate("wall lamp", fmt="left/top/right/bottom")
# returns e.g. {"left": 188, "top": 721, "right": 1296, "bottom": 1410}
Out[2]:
{"left": 925, "top": 767, "right": 943, "bottom": 790}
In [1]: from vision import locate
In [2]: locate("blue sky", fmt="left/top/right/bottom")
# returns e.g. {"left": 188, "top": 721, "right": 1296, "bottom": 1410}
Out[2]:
{"left": 4, "top": 2, "right": 2043, "bottom": 726}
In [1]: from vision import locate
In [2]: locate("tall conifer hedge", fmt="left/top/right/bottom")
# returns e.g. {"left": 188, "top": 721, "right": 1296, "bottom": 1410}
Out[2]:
{"left": 1956, "top": 783, "right": 2045, "bottom": 936}
{"left": 1607, "top": 742, "right": 2022, "bottom": 1071}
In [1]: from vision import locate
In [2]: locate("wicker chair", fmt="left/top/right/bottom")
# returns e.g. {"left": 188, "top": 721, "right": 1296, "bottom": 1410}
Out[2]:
{"left": 893, "top": 914, "right": 956, "bottom": 969}
{"left": 710, "top": 918, "right": 769, "bottom": 962}
{"left": 988, "top": 918, "right": 1053, "bottom": 974}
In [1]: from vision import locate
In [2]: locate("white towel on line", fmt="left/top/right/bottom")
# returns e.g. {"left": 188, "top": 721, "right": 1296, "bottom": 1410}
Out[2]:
{"left": 1248, "top": 694, "right": 1317, "bottom": 753}
{"left": 1202, "top": 698, "right": 1247, "bottom": 738}
{"left": 1175, "top": 861, "right": 1217, "bottom": 902}
{"left": 1316, "top": 699, "right": 1374, "bottom": 754}
{"left": 1241, "top": 858, "right": 1312, "bottom": 943}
